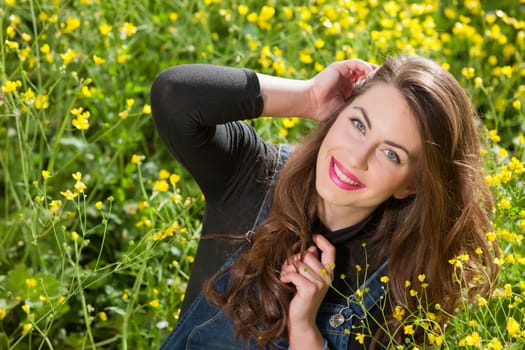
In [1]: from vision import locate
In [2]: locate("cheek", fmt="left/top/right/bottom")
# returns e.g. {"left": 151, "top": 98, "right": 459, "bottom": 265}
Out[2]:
{"left": 370, "top": 164, "right": 410, "bottom": 191}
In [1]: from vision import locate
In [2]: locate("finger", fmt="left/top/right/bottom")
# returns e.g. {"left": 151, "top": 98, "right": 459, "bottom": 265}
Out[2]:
{"left": 282, "top": 261, "right": 326, "bottom": 290}
{"left": 312, "top": 234, "right": 336, "bottom": 269}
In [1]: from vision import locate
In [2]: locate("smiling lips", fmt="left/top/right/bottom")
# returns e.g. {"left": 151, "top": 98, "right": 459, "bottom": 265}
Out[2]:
{"left": 329, "top": 157, "right": 365, "bottom": 190}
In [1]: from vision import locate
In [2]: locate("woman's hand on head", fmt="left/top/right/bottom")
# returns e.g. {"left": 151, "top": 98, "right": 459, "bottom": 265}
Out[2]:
{"left": 280, "top": 234, "right": 336, "bottom": 349}
{"left": 307, "top": 59, "right": 377, "bottom": 122}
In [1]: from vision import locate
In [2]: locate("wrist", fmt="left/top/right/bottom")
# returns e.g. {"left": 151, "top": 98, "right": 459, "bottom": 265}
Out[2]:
{"left": 258, "top": 73, "right": 313, "bottom": 118}
{"left": 287, "top": 322, "right": 325, "bottom": 350}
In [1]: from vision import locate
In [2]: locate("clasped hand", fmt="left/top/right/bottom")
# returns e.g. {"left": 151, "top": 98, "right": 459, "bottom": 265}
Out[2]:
{"left": 280, "top": 234, "right": 336, "bottom": 349}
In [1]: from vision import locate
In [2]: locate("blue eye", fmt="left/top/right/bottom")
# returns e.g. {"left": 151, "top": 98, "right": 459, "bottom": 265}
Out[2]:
{"left": 384, "top": 149, "right": 400, "bottom": 163}
{"left": 352, "top": 119, "right": 366, "bottom": 133}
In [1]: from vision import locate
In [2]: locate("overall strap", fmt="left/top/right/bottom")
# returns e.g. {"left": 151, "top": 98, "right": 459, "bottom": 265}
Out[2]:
{"left": 246, "top": 144, "right": 294, "bottom": 241}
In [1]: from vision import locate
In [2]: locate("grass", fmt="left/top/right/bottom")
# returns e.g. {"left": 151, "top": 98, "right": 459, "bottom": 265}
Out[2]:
{"left": 0, "top": 0, "right": 524, "bottom": 348}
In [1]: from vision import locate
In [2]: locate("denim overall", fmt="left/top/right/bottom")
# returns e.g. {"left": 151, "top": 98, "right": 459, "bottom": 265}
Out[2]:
{"left": 161, "top": 145, "right": 388, "bottom": 350}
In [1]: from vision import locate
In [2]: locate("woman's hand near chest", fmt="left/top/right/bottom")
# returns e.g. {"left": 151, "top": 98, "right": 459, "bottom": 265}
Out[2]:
{"left": 280, "top": 234, "right": 336, "bottom": 349}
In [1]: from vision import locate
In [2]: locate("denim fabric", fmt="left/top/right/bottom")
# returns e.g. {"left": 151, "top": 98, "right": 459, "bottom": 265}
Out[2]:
{"left": 160, "top": 145, "right": 388, "bottom": 350}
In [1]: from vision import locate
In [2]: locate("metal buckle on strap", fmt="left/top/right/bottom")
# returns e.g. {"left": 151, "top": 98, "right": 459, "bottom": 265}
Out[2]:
{"left": 245, "top": 230, "right": 255, "bottom": 243}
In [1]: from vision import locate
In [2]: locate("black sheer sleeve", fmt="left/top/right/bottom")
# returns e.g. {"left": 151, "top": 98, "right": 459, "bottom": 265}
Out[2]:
{"left": 150, "top": 64, "right": 267, "bottom": 204}
{"left": 150, "top": 64, "right": 277, "bottom": 314}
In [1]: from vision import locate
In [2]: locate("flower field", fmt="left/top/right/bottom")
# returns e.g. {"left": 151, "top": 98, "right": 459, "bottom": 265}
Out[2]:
{"left": 0, "top": 0, "right": 524, "bottom": 348}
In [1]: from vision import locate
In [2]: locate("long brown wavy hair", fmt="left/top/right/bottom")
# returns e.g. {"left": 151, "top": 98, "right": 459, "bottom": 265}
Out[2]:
{"left": 204, "top": 56, "right": 500, "bottom": 348}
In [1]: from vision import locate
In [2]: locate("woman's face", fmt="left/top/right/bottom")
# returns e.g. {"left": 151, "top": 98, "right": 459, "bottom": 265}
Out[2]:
{"left": 315, "top": 83, "right": 422, "bottom": 230}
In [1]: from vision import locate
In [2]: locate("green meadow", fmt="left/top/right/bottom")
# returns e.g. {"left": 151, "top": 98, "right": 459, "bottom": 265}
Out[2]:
{"left": 1, "top": 0, "right": 524, "bottom": 348}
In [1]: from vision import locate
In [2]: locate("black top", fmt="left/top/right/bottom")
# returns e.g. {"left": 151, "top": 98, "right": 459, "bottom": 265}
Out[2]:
{"left": 151, "top": 64, "right": 385, "bottom": 349}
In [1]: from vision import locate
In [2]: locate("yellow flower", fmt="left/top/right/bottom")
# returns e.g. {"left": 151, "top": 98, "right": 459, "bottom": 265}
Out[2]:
{"left": 0, "top": 309, "right": 6, "bottom": 320}
{"left": 61, "top": 190, "right": 77, "bottom": 200}
{"left": 119, "top": 22, "right": 137, "bottom": 38}
{"left": 21, "top": 33, "right": 32, "bottom": 42}
{"left": 238, "top": 4, "right": 249, "bottom": 16}
{"left": 507, "top": 317, "right": 520, "bottom": 337}
{"left": 9, "top": 15, "right": 21, "bottom": 25}
{"left": 142, "top": 104, "right": 152, "bottom": 114}
{"left": 6, "top": 26, "right": 15, "bottom": 38}
{"left": 282, "top": 118, "right": 296, "bottom": 129}
{"left": 98, "top": 311, "right": 108, "bottom": 321}
{"left": 22, "top": 323, "right": 32, "bottom": 335}
{"left": 477, "top": 295, "right": 488, "bottom": 307}
{"left": 2, "top": 80, "right": 22, "bottom": 93}
{"left": 21, "top": 87, "right": 35, "bottom": 103}
{"left": 5, "top": 40, "right": 19, "bottom": 50}
{"left": 159, "top": 169, "right": 170, "bottom": 180}
{"left": 22, "top": 304, "right": 30, "bottom": 313}
{"left": 170, "top": 174, "right": 181, "bottom": 185}
{"left": 462, "top": 331, "right": 481, "bottom": 346}
{"left": 42, "top": 170, "right": 52, "bottom": 180}
{"left": 499, "top": 198, "right": 512, "bottom": 210}
{"left": 149, "top": 299, "right": 160, "bottom": 308}
{"left": 418, "top": 274, "right": 426, "bottom": 282}
{"left": 40, "top": 44, "right": 50, "bottom": 55}
{"left": 461, "top": 66, "right": 475, "bottom": 79}
{"left": 489, "top": 129, "right": 501, "bottom": 143}
{"left": 117, "top": 52, "right": 130, "bottom": 63}
{"left": 95, "top": 201, "right": 103, "bottom": 209}
{"left": 126, "top": 98, "right": 135, "bottom": 109}
{"left": 355, "top": 333, "right": 365, "bottom": 344}
{"left": 314, "top": 38, "right": 325, "bottom": 48}
{"left": 404, "top": 324, "right": 415, "bottom": 335}
{"left": 72, "top": 172, "right": 82, "bottom": 181}
{"left": 71, "top": 231, "right": 80, "bottom": 241}
{"left": 60, "top": 48, "right": 77, "bottom": 65}
{"left": 393, "top": 305, "right": 405, "bottom": 321}
{"left": 75, "top": 181, "right": 87, "bottom": 193}
{"left": 25, "top": 278, "right": 38, "bottom": 287}
{"left": 428, "top": 333, "right": 443, "bottom": 346}
{"left": 299, "top": 50, "right": 314, "bottom": 64}
{"left": 35, "top": 95, "right": 49, "bottom": 110}
{"left": 49, "top": 200, "right": 62, "bottom": 215}
{"left": 72, "top": 110, "right": 91, "bottom": 130}
{"left": 63, "top": 17, "right": 81, "bottom": 33}
{"left": 486, "top": 231, "right": 497, "bottom": 242}
{"left": 131, "top": 154, "right": 143, "bottom": 164}
{"left": 474, "top": 77, "right": 483, "bottom": 87}
{"left": 98, "top": 23, "right": 112, "bottom": 36}
{"left": 93, "top": 55, "right": 106, "bottom": 65}
{"left": 488, "top": 338, "right": 503, "bottom": 350}
{"left": 259, "top": 5, "right": 275, "bottom": 21}
{"left": 380, "top": 276, "right": 389, "bottom": 283}
{"left": 154, "top": 180, "right": 169, "bottom": 192}
{"left": 169, "top": 12, "right": 179, "bottom": 21}
{"left": 513, "top": 100, "right": 521, "bottom": 110}
{"left": 503, "top": 284, "right": 513, "bottom": 297}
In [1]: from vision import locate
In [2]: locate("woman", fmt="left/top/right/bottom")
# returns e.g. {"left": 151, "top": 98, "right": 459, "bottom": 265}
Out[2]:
{"left": 151, "top": 56, "right": 499, "bottom": 349}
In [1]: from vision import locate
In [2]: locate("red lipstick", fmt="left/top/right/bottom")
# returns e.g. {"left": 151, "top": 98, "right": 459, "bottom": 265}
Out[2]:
{"left": 329, "top": 157, "right": 365, "bottom": 191}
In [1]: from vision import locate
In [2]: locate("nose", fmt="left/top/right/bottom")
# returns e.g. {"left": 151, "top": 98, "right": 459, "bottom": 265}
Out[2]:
{"left": 347, "top": 142, "right": 371, "bottom": 170}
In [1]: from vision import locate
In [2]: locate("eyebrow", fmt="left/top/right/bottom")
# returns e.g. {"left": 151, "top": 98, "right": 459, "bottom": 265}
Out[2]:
{"left": 353, "top": 106, "right": 411, "bottom": 157}
{"left": 353, "top": 107, "right": 371, "bottom": 130}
